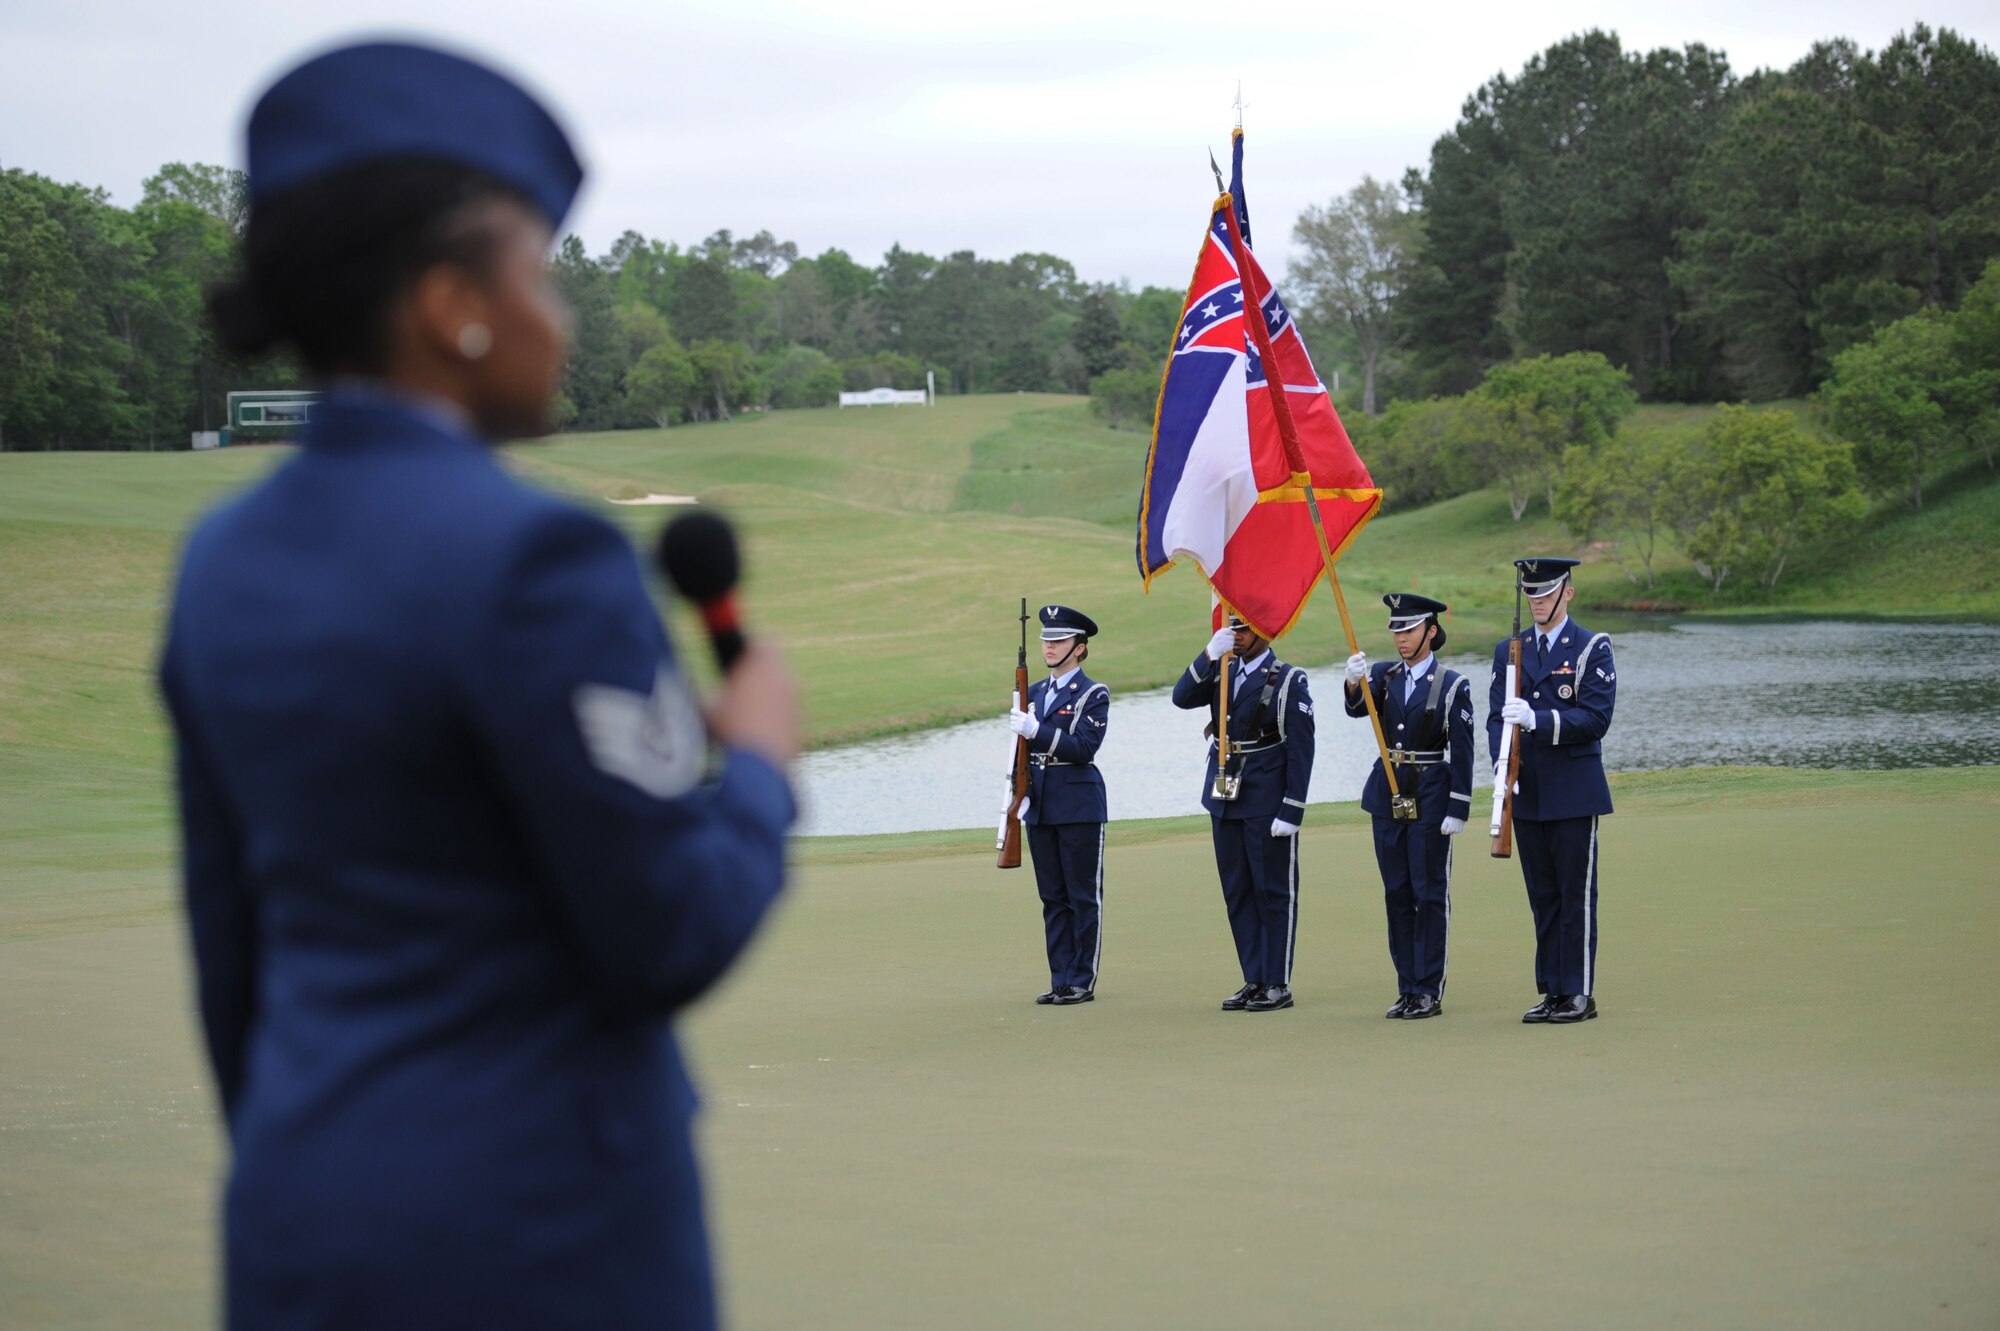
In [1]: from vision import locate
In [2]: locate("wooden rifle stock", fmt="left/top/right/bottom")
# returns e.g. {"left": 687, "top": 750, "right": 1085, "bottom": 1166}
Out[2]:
{"left": 1491, "top": 635, "right": 1523, "bottom": 859}
{"left": 997, "top": 598, "right": 1030, "bottom": 869}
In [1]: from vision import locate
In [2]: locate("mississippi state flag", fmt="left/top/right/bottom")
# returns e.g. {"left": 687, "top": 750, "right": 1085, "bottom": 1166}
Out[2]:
{"left": 1136, "top": 130, "right": 1379, "bottom": 640}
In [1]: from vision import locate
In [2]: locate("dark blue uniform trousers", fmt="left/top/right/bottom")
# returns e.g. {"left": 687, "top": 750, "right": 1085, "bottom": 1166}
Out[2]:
{"left": 1371, "top": 820, "right": 1452, "bottom": 998}
{"left": 1210, "top": 816, "right": 1298, "bottom": 986}
{"left": 1515, "top": 815, "right": 1600, "bottom": 997}
{"left": 1027, "top": 822, "right": 1104, "bottom": 992}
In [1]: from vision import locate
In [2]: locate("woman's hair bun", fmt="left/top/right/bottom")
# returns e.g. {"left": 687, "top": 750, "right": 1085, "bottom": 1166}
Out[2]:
{"left": 207, "top": 274, "right": 281, "bottom": 359}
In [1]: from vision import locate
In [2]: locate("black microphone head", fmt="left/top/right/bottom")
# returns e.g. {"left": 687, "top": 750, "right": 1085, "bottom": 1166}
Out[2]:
{"left": 657, "top": 510, "right": 740, "bottom": 602}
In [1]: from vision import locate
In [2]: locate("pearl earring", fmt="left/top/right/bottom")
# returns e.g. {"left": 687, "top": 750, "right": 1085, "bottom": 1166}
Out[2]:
{"left": 457, "top": 323, "right": 493, "bottom": 360}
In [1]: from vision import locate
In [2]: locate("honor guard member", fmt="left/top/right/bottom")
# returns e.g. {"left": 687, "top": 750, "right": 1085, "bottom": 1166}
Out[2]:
{"left": 1171, "top": 614, "right": 1315, "bottom": 1012}
{"left": 1489, "top": 558, "right": 1616, "bottom": 1024}
{"left": 1005, "top": 605, "right": 1110, "bottom": 1005}
{"left": 1343, "top": 594, "right": 1474, "bottom": 1019}
{"left": 159, "top": 43, "right": 799, "bottom": 1330}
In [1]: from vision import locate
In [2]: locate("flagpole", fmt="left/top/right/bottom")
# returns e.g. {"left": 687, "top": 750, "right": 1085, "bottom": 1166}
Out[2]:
{"left": 1217, "top": 197, "right": 1403, "bottom": 803}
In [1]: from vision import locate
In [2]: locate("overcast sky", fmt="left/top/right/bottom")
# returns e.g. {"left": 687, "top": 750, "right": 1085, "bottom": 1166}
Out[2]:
{"left": 5, "top": 2, "right": 1996, "bottom": 290}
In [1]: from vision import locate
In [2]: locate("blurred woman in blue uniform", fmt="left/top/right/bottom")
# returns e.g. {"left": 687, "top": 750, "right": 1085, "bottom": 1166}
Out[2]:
{"left": 159, "top": 42, "right": 798, "bottom": 1329}
{"left": 1005, "top": 605, "right": 1109, "bottom": 1005}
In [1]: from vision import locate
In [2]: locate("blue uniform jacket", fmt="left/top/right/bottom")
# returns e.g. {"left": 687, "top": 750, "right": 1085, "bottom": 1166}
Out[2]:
{"left": 1022, "top": 671, "right": 1109, "bottom": 825}
{"left": 1344, "top": 660, "right": 1475, "bottom": 826}
{"left": 158, "top": 389, "right": 794, "bottom": 1329}
{"left": 1171, "top": 650, "right": 1315, "bottom": 821}
{"left": 1486, "top": 619, "right": 1617, "bottom": 820}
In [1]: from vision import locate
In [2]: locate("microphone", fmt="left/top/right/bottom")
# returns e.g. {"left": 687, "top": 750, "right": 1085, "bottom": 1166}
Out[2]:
{"left": 656, "top": 510, "right": 746, "bottom": 671}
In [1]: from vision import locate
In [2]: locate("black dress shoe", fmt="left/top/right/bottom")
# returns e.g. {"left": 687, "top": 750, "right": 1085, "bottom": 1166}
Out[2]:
{"left": 1547, "top": 994, "right": 1597, "bottom": 1023}
{"left": 1522, "top": 995, "right": 1557, "bottom": 1024}
{"left": 1400, "top": 994, "right": 1441, "bottom": 1019}
{"left": 1221, "top": 983, "right": 1258, "bottom": 1011}
{"left": 1051, "top": 986, "right": 1094, "bottom": 1006}
{"left": 1035, "top": 989, "right": 1058, "bottom": 1005}
{"left": 1385, "top": 995, "right": 1412, "bottom": 1018}
{"left": 1245, "top": 984, "right": 1293, "bottom": 1012}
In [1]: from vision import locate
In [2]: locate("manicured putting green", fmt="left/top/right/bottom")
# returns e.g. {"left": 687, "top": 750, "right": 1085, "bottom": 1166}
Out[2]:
{"left": 3, "top": 769, "right": 1994, "bottom": 1328}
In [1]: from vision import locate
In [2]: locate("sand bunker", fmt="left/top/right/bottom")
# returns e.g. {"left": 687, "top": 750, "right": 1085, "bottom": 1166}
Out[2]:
{"left": 606, "top": 493, "right": 699, "bottom": 506}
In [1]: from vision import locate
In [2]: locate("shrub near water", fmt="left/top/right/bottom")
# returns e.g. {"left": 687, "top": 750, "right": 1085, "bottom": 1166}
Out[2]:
{"left": 1667, "top": 407, "right": 1867, "bottom": 592}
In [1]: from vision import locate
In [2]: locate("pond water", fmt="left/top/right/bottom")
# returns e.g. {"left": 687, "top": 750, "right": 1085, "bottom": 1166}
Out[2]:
{"left": 794, "top": 621, "right": 2000, "bottom": 836}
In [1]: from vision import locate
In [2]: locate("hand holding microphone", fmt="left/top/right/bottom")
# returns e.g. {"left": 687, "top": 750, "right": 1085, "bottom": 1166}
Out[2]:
{"left": 657, "top": 511, "right": 800, "bottom": 768}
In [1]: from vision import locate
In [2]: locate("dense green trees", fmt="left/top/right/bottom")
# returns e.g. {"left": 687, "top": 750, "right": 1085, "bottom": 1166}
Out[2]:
{"left": 1821, "top": 259, "right": 2000, "bottom": 509}
{"left": 1260, "top": 21, "right": 2000, "bottom": 601}
{"left": 0, "top": 160, "right": 1188, "bottom": 446}
{"left": 5, "top": 22, "right": 1994, "bottom": 455}
{"left": 1350, "top": 353, "right": 1636, "bottom": 519}
{"left": 1, "top": 163, "right": 261, "bottom": 449}
{"left": 1352, "top": 24, "right": 2000, "bottom": 409}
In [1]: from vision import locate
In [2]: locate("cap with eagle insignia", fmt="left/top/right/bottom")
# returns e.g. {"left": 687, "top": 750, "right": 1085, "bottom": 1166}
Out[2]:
{"left": 1514, "top": 557, "right": 1580, "bottom": 597}
{"left": 1383, "top": 592, "right": 1447, "bottom": 633}
{"left": 1038, "top": 604, "right": 1098, "bottom": 641}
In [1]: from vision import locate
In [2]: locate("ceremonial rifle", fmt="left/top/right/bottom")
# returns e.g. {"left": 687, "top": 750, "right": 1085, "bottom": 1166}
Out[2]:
{"left": 996, "top": 598, "right": 1030, "bottom": 869}
{"left": 1490, "top": 578, "right": 1524, "bottom": 858}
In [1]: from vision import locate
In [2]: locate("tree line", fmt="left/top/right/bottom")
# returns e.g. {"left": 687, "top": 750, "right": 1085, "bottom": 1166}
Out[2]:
{"left": 0, "top": 160, "right": 1186, "bottom": 448}
{"left": 1, "top": 164, "right": 249, "bottom": 450}
{"left": 1262, "top": 20, "right": 2000, "bottom": 601}
{"left": 1289, "top": 23, "right": 2000, "bottom": 412}
{"left": 4, "top": 21, "right": 1993, "bottom": 455}
{"left": 547, "top": 230, "right": 1182, "bottom": 432}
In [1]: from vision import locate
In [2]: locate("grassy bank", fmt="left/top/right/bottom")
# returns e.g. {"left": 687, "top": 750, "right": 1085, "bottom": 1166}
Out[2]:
{"left": 6, "top": 393, "right": 1992, "bottom": 755}
{"left": 1580, "top": 403, "right": 2000, "bottom": 620}
{"left": 3, "top": 767, "right": 1995, "bottom": 1328}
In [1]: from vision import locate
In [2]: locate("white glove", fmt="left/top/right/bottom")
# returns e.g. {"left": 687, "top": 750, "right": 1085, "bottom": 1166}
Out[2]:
{"left": 1502, "top": 696, "right": 1536, "bottom": 730}
{"left": 1206, "top": 626, "right": 1237, "bottom": 661}
{"left": 1440, "top": 815, "right": 1466, "bottom": 836}
{"left": 1008, "top": 707, "right": 1039, "bottom": 739}
{"left": 1270, "top": 818, "right": 1300, "bottom": 838}
{"left": 1016, "top": 797, "right": 1031, "bottom": 822}
{"left": 1494, "top": 762, "right": 1519, "bottom": 795}
{"left": 1343, "top": 651, "right": 1368, "bottom": 685}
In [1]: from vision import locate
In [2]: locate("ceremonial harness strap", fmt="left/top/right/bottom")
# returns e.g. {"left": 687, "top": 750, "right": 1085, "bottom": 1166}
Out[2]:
{"left": 1069, "top": 683, "right": 1108, "bottom": 734}
{"left": 1418, "top": 663, "right": 1449, "bottom": 750}
{"left": 1384, "top": 663, "right": 1453, "bottom": 772}
{"left": 1217, "top": 662, "right": 1287, "bottom": 769}
{"left": 1034, "top": 681, "right": 1108, "bottom": 767}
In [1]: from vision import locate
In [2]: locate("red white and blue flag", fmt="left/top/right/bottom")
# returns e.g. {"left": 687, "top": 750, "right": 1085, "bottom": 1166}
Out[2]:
{"left": 1136, "top": 129, "right": 1380, "bottom": 639}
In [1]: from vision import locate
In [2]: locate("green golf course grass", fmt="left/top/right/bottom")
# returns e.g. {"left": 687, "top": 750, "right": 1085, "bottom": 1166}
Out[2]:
{"left": 2, "top": 768, "right": 1996, "bottom": 1328}
{"left": 4, "top": 394, "right": 1995, "bottom": 756}
{"left": 3, "top": 395, "right": 1998, "bottom": 1326}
